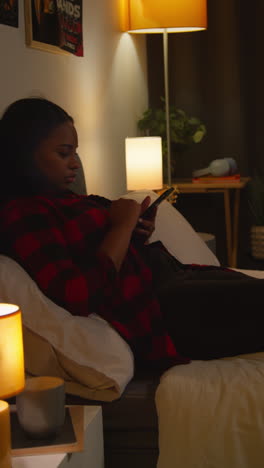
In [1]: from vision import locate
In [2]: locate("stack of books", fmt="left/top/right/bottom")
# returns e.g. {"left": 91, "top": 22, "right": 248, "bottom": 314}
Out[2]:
{"left": 192, "top": 174, "right": 241, "bottom": 184}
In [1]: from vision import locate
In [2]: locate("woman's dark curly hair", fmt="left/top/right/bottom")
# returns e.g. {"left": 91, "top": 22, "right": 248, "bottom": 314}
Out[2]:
{"left": 0, "top": 97, "right": 73, "bottom": 198}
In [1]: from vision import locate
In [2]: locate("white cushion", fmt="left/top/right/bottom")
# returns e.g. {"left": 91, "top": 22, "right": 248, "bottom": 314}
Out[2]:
{"left": 0, "top": 255, "right": 134, "bottom": 401}
{"left": 156, "top": 352, "right": 264, "bottom": 468}
{"left": 122, "top": 190, "right": 220, "bottom": 266}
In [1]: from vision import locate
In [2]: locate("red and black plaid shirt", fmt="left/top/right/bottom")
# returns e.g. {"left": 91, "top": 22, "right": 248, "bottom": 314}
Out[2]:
{"left": 0, "top": 192, "right": 190, "bottom": 371}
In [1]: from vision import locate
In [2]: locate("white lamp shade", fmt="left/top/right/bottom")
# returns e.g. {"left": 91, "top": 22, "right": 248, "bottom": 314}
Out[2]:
{"left": 121, "top": 0, "right": 207, "bottom": 33}
{"left": 125, "top": 136, "right": 163, "bottom": 190}
{"left": 0, "top": 304, "right": 25, "bottom": 399}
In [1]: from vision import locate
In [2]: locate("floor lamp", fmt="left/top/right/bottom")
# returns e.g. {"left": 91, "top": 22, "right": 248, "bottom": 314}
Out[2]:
{"left": 121, "top": 0, "right": 207, "bottom": 186}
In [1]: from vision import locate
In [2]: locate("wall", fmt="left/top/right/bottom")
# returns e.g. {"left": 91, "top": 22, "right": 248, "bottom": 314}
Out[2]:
{"left": 0, "top": 0, "right": 148, "bottom": 198}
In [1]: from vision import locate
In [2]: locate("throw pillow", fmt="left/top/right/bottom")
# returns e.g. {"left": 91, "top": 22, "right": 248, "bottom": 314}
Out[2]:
{"left": 121, "top": 190, "right": 220, "bottom": 266}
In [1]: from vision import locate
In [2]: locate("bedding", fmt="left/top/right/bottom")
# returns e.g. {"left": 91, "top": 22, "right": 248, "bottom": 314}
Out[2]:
{"left": 156, "top": 351, "right": 264, "bottom": 468}
{"left": 0, "top": 254, "right": 134, "bottom": 402}
{"left": 155, "top": 268, "right": 264, "bottom": 468}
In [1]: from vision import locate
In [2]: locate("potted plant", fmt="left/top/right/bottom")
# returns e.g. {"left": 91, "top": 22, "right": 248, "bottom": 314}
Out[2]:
{"left": 137, "top": 98, "right": 206, "bottom": 177}
{"left": 248, "top": 174, "right": 264, "bottom": 259}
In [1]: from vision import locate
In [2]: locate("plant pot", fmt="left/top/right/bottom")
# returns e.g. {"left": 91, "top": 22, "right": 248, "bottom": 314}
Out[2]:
{"left": 250, "top": 225, "right": 264, "bottom": 260}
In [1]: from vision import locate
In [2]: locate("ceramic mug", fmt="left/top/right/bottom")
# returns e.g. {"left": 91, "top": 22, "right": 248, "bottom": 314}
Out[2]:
{"left": 16, "top": 376, "right": 65, "bottom": 439}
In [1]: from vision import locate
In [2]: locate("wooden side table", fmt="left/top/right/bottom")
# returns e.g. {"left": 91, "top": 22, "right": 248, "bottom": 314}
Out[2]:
{"left": 170, "top": 177, "right": 250, "bottom": 268}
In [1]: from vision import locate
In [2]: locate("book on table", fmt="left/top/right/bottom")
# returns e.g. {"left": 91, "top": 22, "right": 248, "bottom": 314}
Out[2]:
{"left": 192, "top": 174, "right": 241, "bottom": 183}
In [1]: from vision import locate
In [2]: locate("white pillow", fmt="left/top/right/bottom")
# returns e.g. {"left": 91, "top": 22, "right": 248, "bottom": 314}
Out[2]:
{"left": 0, "top": 255, "right": 134, "bottom": 401}
{"left": 122, "top": 190, "right": 220, "bottom": 266}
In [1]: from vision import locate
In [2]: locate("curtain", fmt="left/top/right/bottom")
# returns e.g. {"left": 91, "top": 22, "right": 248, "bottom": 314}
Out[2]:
{"left": 146, "top": 0, "right": 264, "bottom": 178}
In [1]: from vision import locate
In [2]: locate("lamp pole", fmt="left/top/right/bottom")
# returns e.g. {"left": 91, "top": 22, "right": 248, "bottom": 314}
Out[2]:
{"left": 163, "top": 29, "right": 171, "bottom": 186}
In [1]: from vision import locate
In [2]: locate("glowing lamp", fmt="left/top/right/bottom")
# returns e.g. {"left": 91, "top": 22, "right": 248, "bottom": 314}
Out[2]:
{"left": 0, "top": 304, "right": 25, "bottom": 468}
{"left": 125, "top": 136, "right": 163, "bottom": 190}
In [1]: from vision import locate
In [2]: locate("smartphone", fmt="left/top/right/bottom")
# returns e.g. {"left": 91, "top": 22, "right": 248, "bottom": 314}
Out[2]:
{"left": 141, "top": 187, "right": 174, "bottom": 219}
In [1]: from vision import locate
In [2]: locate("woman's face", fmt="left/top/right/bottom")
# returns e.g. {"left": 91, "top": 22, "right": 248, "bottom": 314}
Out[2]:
{"left": 33, "top": 120, "right": 80, "bottom": 191}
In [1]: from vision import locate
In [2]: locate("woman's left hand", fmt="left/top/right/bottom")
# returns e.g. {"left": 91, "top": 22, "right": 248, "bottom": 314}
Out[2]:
{"left": 134, "top": 217, "right": 156, "bottom": 243}
{"left": 133, "top": 196, "right": 157, "bottom": 244}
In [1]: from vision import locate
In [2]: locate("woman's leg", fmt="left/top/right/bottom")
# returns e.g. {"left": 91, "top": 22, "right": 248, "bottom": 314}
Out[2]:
{"left": 158, "top": 275, "right": 264, "bottom": 360}
{"left": 142, "top": 245, "right": 264, "bottom": 360}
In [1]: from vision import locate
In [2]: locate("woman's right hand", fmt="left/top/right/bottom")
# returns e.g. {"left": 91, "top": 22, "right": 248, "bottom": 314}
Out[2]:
{"left": 109, "top": 198, "right": 142, "bottom": 231}
{"left": 100, "top": 197, "right": 149, "bottom": 270}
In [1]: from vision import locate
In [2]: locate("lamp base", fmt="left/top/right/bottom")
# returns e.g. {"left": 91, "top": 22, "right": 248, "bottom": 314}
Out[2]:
{"left": 0, "top": 401, "right": 12, "bottom": 468}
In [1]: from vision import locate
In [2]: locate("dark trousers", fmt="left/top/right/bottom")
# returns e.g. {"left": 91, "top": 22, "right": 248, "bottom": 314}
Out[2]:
{"left": 143, "top": 245, "right": 264, "bottom": 360}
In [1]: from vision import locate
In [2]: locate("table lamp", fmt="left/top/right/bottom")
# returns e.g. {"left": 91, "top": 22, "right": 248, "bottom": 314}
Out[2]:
{"left": 125, "top": 136, "right": 163, "bottom": 190}
{"left": 120, "top": 0, "right": 207, "bottom": 185}
{"left": 0, "top": 303, "right": 25, "bottom": 468}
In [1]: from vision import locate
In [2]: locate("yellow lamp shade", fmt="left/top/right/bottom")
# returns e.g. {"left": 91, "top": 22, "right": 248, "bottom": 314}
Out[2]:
{"left": 125, "top": 136, "right": 163, "bottom": 190}
{"left": 0, "top": 304, "right": 25, "bottom": 399}
{"left": 121, "top": 0, "right": 207, "bottom": 33}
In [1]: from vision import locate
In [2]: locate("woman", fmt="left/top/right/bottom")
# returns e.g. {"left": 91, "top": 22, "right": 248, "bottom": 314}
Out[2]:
{"left": 0, "top": 97, "right": 263, "bottom": 372}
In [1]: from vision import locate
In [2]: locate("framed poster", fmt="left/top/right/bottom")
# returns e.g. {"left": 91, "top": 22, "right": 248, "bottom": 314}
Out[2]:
{"left": 24, "top": 1, "right": 83, "bottom": 56}
{"left": 0, "top": 0, "right": 18, "bottom": 28}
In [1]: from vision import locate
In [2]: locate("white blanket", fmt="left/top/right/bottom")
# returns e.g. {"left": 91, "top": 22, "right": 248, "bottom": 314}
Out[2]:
{"left": 155, "top": 268, "right": 264, "bottom": 468}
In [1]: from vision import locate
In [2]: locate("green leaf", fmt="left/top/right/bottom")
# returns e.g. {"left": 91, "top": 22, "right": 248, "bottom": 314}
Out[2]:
{"left": 137, "top": 100, "right": 206, "bottom": 152}
{"left": 193, "top": 130, "right": 205, "bottom": 143}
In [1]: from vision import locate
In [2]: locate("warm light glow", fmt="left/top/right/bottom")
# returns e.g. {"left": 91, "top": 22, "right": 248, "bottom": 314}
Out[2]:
{"left": 0, "top": 304, "right": 25, "bottom": 400}
{"left": 0, "top": 401, "right": 11, "bottom": 468}
{"left": 126, "top": 136, "right": 163, "bottom": 190}
{"left": 120, "top": 0, "right": 207, "bottom": 32}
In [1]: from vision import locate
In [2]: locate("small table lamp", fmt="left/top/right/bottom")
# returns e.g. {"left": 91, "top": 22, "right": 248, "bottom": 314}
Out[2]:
{"left": 0, "top": 303, "right": 25, "bottom": 468}
{"left": 125, "top": 136, "right": 163, "bottom": 190}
